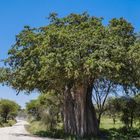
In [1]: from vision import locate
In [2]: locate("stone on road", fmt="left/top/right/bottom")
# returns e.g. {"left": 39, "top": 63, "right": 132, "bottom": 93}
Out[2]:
{"left": 0, "top": 120, "right": 61, "bottom": 140}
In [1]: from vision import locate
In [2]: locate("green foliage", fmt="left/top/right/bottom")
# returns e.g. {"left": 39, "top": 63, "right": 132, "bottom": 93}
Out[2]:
{"left": 0, "top": 99, "right": 20, "bottom": 123}
{"left": 63, "top": 128, "right": 140, "bottom": 140}
{"left": 106, "top": 97, "right": 121, "bottom": 125}
{"left": 106, "top": 96, "right": 140, "bottom": 128}
{"left": 120, "top": 97, "right": 137, "bottom": 128}
{"left": 26, "top": 91, "right": 62, "bottom": 130}
{"left": 26, "top": 114, "right": 140, "bottom": 139}
{"left": 34, "top": 129, "right": 64, "bottom": 139}
{"left": 93, "top": 78, "right": 117, "bottom": 126}
{"left": 100, "top": 127, "right": 140, "bottom": 140}
{"left": 7, "top": 119, "right": 17, "bottom": 126}
{"left": 1, "top": 13, "right": 140, "bottom": 138}
{"left": 134, "top": 94, "right": 140, "bottom": 123}
{"left": 26, "top": 121, "right": 64, "bottom": 139}
{"left": 38, "top": 92, "right": 62, "bottom": 130}
{"left": 2, "top": 13, "right": 137, "bottom": 94}
{"left": 26, "top": 99, "right": 40, "bottom": 120}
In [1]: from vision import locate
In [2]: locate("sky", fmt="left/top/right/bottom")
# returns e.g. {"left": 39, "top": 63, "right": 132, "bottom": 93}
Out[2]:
{"left": 0, "top": 0, "right": 140, "bottom": 108}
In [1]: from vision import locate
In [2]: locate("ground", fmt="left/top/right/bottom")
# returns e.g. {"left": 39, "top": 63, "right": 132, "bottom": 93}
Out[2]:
{"left": 100, "top": 116, "right": 124, "bottom": 129}
{"left": 0, "top": 120, "right": 62, "bottom": 140}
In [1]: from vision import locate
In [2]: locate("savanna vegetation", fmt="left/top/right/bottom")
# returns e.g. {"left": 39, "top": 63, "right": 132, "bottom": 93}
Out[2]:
{"left": 25, "top": 93, "right": 140, "bottom": 139}
{"left": 0, "top": 13, "right": 140, "bottom": 139}
{"left": 0, "top": 99, "right": 20, "bottom": 127}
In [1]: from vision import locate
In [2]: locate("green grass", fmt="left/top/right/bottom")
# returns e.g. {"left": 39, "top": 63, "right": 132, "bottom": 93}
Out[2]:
{"left": 0, "top": 119, "right": 17, "bottom": 127}
{"left": 100, "top": 116, "right": 124, "bottom": 129}
{"left": 26, "top": 117, "right": 140, "bottom": 140}
{"left": 26, "top": 121, "right": 45, "bottom": 133}
{"left": 100, "top": 116, "right": 139, "bottom": 129}
{"left": 26, "top": 121, "right": 64, "bottom": 139}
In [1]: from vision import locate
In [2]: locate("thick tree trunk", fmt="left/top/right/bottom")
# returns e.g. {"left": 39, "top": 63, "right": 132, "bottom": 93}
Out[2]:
{"left": 63, "top": 83, "right": 99, "bottom": 138}
{"left": 63, "top": 85, "right": 77, "bottom": 135}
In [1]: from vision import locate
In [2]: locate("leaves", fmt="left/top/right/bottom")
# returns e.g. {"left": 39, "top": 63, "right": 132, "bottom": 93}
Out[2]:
{"left": 0, "top": 99, "right": 20, "bottom": 122}
{"left": 1, "top": 13, "right": 139, "bottom": 93}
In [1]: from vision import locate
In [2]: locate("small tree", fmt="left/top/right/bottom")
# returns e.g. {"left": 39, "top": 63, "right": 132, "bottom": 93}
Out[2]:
{"left": 106, "top": 96, "right": 138, "bottom": 128}
{"left": 93, "top": 78, "right": 116, "bottom": 126}
{"left": 120, "top": 97, "right": 137, "bottom": 128}
{"left": 0, "top": 99, "right": 20, "bottom": 122}
{"left": 38, "top": 92, "right": 62, "bottom": 130}
{"left": 106, "top": 97, "right": 121, "bottom": 124}
{"left": 26, "top": 91, "right": 62, "bottom": 130}
{"left": 26, "top": 99, "right": 40, "bottom": 120}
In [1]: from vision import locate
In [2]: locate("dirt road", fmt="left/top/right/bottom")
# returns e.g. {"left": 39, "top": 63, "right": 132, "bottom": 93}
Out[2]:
{"left": 0, "top": 120, "right": 60, "bottom": 140}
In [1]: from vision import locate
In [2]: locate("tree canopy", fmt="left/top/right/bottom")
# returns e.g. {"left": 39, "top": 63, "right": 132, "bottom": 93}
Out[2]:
{"left": 1, "top": 13, "right": 140, "bottom": 137}
{"left": 4, "top": 13, "right": 137, "bottom": 92}
{"left": 0, "top": 99, "right": 20, "bottom": 122}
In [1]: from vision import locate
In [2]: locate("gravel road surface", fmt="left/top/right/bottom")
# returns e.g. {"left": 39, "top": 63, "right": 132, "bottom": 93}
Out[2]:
{"left": 0, "top": 120, "right": 61, "bottom": 140}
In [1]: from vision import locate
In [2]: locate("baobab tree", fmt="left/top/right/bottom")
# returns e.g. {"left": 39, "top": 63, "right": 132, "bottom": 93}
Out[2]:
{"left": 1, "top": 13, "right": 139, "bottom": 138}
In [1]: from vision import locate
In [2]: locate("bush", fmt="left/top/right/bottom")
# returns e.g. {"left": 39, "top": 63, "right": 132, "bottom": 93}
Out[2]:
{"left": 7, "top": 119, "right": 17, "bottom": 126}
{"left": 100, "top": 127, "right": 140, "bottom": 140}
{"left": 26, "top": 121, "right": 64, "bottom": 139}
{"left": 34, "top": 129, "right": 64, "bottom": 138}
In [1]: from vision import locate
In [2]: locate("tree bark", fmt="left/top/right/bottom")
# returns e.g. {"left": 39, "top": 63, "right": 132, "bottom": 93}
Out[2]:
{"left": 63, "top": 83, "right": 99, "bottom": 138}
{"left": 63, "top": 85, "right": 77, "bottom": 135}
